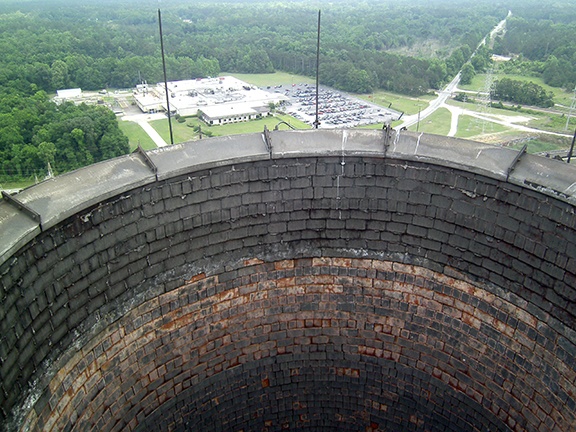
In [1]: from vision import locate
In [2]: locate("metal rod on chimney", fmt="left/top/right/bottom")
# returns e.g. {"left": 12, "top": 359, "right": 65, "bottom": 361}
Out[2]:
{"left": 314, "top": 10, "right": 321, "bottom": 130}
{"left": 158, "top": 9, "right": 174, "bottom": 145}
{"left": 567, "top": 128, "right": 576, "bottom": 164}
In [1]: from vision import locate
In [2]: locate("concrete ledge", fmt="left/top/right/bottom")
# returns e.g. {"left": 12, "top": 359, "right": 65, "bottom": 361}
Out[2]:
{"left": 270, "top": 129, "right": 387, "bottom": 157}
{"left": 0, "top": 131, "right": 575, "bottom": 431}
{"left": 1, "top": 129, "right": 576, "bottom": 267}
{"left": 510, "top": 152, "right": 576, "bottom": 205}
{"left": 0, "top": 203, "right": 40, "bottom": 265}
{"left": 13, "top": 154, "right": 156, "bottom": 230}
{"left": 390, "top": 131, "right": 522, "bottom": 181}
{"left": 150, "top": 133, "right": 270, "bottom": 181}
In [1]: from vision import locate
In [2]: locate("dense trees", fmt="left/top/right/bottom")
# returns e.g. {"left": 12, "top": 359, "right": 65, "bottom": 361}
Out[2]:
{"left": 0, "top": 91, "right": 129, "bottom": 180}
{"left": 0, "top": 0, "right": 573, "bottom": 98}
{"left": 493, "top": 10, "right": 576, "bottom": 90}
{"left": 0, "top": 0, "right": 573, "bottom": 182}
{"left": 491, "top": 78, "right": 554, "bottom": 108}
{"left": 0, "top": 0, "right": 505, "bottom": 95}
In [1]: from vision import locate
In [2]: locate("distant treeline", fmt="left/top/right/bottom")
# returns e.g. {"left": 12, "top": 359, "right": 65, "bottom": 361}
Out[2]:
{"left": 493, "top": 13, "right": 576, "bottom": 90}
{"left": 0, "top": 0, "right": 573, "bottom": 96}
{"left": 0, "top": 0, "right": 574, "bottom": 182}
{"left": 0, "top": 1, "right": 504, "bottom": 95}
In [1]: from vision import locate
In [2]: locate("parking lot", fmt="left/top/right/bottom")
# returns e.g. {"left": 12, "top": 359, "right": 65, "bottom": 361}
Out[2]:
{"left": 270, "top": 84, "right": 401, "bottom": 128}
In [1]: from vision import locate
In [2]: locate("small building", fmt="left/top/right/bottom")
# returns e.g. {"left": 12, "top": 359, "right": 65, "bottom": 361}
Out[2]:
{"left": 134, "top": 93, "right": 163, "bottom": 114}
{"left": 199, "top": 104, "right": 268, "bottom": 126}
{"left": 55, "top": 88, "right": 82, "bottom": 101}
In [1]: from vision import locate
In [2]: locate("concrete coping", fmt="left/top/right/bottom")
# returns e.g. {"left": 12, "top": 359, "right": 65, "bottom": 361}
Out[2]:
{"left": 1, "top": 129, "right": 575, "bottom": 266}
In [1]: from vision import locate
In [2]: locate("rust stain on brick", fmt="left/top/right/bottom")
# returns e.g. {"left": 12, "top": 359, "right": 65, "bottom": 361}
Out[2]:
{"left": 312, "top": 257, "right": 332, "bottom": 266}
{"left": 244, "top": 258, "right": 264, "bottom": 266}
{"left": 185, "top": 272, "right": 206, "bottom": 284}
{"left": 160, "top": 312, "right": 194, "bottom": 331}
{"left": 277, "top": 277, "right": 296, "bottom": 288}
{"left": 332, "top": 257, "right": 352, "bottom": 267}
{"left": 461, "top": 312, "right": 481, "bottom": 329}
{"left": 372, "top": 260, "right": 393, "bottom": 272}
{"left": 29, "top": 257, "right": 574, "bottom": 431}
{"left": 274, "top": 260, "right": 294, "bottom": 270}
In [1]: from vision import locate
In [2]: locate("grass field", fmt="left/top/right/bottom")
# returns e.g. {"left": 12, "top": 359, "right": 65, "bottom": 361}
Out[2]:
{"left": 150, "top": 113, "right": 311, "bottom": 145}
{"left": 509, "top": 138, "right": 572, "bottom": 154}
{"left": 357, "top": 91, "right": 436, "bottom": 116}
{"left": 118, "top": 121, "right": 156, "bottom": 151}
{"left": 455, "top": 115, "right": 509, "bottom": 139}
{"left": 407, "top": 107, "right": 451, "bottom": 135}
{"left": 0, "top": 178, "right": 36, "bottom": 191}
{"left": 149, "top": 118, "right": 198, "bottom": 145}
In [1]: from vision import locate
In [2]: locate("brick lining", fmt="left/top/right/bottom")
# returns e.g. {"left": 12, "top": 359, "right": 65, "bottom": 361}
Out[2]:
{"left": 24, "top": 259, "right": 576, "bottom": 432}
{"left": 1, "top": 157, "right": 575, "bottom": 431}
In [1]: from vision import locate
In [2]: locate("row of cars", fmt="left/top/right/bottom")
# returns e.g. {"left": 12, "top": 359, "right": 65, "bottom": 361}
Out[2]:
{"left": 277, "top": 84, "right": 398, "bottom": 128}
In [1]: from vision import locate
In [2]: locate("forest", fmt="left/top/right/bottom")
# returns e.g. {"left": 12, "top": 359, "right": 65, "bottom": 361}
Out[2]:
{"left": 0, "top": 0, "right": 574, "bottom": 182}
{"left": 493, "top": 9, "right": 576, "bottom": 90}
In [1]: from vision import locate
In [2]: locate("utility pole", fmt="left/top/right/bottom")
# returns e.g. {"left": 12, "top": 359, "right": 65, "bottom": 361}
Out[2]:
{"left": 567, "top": 128, "right": 576, "bottom": 164}
{"left": 158, "top": 9, "right": 174, "bottom": 145}
{"left": 566, "top": 86, "right": 576, "bottom": 131}
{"left": 313, "top": 10, "right": 321, "bottom": 130}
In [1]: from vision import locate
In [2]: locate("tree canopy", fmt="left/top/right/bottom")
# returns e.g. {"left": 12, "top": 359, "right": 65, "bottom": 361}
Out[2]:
{"left": 493, "top": 6, "right": 576, "bottom": 90}
{"left": 0, "top": 0, "right": 574, "bottom": 182}
{"left": 0, "top": 91, "right": 129, "bottom": 181}
{"left": 491, "top": 78, "right": 555, "bottom": 108}
{"left": 0, "top": 0, "right": 507, "bottom": 94}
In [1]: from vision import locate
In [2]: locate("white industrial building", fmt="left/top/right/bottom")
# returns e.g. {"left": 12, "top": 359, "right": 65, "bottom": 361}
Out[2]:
{"left": 133, "top": 76, "right": 288, "bottom": 124}
{"left": 55, "top": 88, "right": 82, "bottom": 102}
{"left": 199, "top": 104, "right": 261, "bottom": 125}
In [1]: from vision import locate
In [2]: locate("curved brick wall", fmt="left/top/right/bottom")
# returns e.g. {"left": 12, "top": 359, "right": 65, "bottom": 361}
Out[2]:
{"left": 1, "top": 130, "right": 576, "bottom": 432}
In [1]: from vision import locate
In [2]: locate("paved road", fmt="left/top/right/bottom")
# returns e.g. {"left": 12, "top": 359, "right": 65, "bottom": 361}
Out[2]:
{"left": 396, "top": 12, "right": 510, "bottom": 131}
{"left": 137, "top": 120, "right": 168, "bottom": 148}
{"left": 121, "top": 113, "right": 169, "bottom": 147}
{"left": 397, "top": 73, "right": 461, "bottom": 131}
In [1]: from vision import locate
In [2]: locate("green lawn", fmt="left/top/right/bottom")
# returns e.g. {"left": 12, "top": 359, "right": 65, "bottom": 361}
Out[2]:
{"left": 149, "top": 118, "right": 198, "bottom": 144}
{"left": 150, "top": 114, "right": 311, "bottom": 145}
{"left": 118, "top": 121, "right": 157, "bottom": 151}
{"left": 357, "top": 91, "right": 436, "bottom": 116}
{"left": 0, "top": 178, "right": 36, "bottom": 191}
{"left": 407, "top": 107, "right": 452, "bottom": 135}
{"left": 526, "top": 111, "right": 576, "bottom": 132}
{"left": 510, "top": 138, "right": 572, "bottom": 154}
{"left": 455, "top": 115, "right": 508, "bottom": 139}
